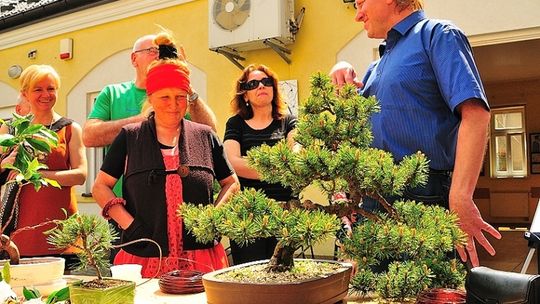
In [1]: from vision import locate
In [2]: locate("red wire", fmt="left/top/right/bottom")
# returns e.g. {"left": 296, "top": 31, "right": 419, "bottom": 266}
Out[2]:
{"left": 158, "top": 270, "right": 205, "bottom": 294}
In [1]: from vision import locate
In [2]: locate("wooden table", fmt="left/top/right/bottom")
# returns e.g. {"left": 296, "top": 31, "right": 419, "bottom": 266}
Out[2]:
{"left": 134, "top": 281, "right": 389, "bottom": 304}
{"left": 65, "top": 276, "right": 396, "bottom": 303}
{"left": 134, "top": 279, "right": 206, "bottom": 304}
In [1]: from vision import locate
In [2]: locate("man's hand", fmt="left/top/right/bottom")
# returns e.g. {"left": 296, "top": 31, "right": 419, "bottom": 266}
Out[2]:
{"left": 451, "top": 198, "right": 501, "bottom": 268}
{"left": 329, "top": 61, "right": 363, "bottom": 89}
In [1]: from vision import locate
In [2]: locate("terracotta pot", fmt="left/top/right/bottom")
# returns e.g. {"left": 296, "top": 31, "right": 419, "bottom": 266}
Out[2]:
{"left": 416, "top": 288, "right": 466, "bottom": 304}
{"left": 0, "top": 257, "right": 65, "bottom": 296}
{"left": 203, "top": 259, "right": 352, "bottom": 304}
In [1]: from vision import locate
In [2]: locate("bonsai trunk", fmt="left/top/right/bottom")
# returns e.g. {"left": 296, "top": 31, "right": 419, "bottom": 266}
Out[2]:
{"left": 266, "top": 242, "right": 296, "bottom": 272}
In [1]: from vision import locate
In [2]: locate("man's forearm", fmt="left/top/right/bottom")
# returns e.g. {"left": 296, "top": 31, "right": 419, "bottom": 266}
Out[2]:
{"left": 83, "top": 116, "right": 144, "bottom": 147}
{"left": 188, "top": 97, "right": 217, "bottom": 131}
{"left": 450, "top": 99, "right": 490, "bottom": 201}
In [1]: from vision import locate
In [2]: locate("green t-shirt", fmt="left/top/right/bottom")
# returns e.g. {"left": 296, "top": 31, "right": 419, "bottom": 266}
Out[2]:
{"left": 89, "top": 81, "right": 146, "bottom": 197}
{"left": 89, "top": 81, "right": 147, "bottom": 122}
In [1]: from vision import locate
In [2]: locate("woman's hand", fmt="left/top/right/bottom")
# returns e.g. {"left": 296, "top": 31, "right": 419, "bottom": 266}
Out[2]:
{"left": 0, "top": 147, "right": 18, "bottom": 174}
{"left": 214, "top": 174, "right": 240, "bottom": 207}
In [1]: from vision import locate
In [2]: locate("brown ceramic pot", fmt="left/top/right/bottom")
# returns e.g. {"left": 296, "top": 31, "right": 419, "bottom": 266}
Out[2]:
{"left": 203, "top": 259, "right": 352, "bottom": 304}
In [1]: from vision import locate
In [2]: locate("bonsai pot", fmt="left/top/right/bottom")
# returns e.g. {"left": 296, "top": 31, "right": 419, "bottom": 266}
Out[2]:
{"left": 203, "top": 259, "right": 352, "bottom": 304}
{"left": 69, "top": 278, "right": 136, "bottom": 304}
{"left": 0, "top": 257, "right": 65, "bottom": 296}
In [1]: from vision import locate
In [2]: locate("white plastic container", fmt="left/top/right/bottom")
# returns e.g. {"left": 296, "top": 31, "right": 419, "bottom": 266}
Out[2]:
{"left": 110, "top": 264, "right": 142, "bottom": 282}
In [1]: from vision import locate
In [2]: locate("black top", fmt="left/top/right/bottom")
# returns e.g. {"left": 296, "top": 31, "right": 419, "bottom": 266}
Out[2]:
{"left": 224, "top": 114, "right": 297, "bottom": 201}
{"left": 101, "top": 117, "right": 234, "bottom": 256}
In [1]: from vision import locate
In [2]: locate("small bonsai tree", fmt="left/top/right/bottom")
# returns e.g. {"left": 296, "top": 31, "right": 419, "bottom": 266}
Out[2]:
{"left": 0, "top": 114, "right": 59, "bottom": 264}
{"left": 182, "top": 74, "right": 467, "bottom": 301}
{"left": 46, "top": 213, "right": 144, "bottom": 304}
{"left": 46, "top": 212, "right": 117, "bottom": 280}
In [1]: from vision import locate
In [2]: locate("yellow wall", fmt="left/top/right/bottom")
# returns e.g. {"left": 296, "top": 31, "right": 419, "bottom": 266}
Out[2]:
{"left": 0, "top": 1, "right": 360, "bottom": 137}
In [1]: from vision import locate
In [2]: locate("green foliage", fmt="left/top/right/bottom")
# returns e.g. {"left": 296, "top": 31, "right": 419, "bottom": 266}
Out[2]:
{"left": 246, "top": 73, "right": 429, "bottom": 199}
{"left": 45, "top": 286, "right": 70, "bottom": 304}
{"left": 183, "top": 73, "right": 467, "bottom": 298}
{"left": 1, "top": 262, "right": 9, "bottom": 283}
{"left": 23, "top": 286, "right": 41, "bottom": 300}
{"left": 376, "top": 261, "right": 431, "bottom": 301}
{"left": 0, "top": 114, "right": 60, "bottom": 191}
{"left": 181, "top": 188, "right": 340, "bottom": 254}
{"left": 342, "top": 201, "right": 467, "bottom": 300}
{"left": 46, "top": 212, "right": 118, "bottom": 280}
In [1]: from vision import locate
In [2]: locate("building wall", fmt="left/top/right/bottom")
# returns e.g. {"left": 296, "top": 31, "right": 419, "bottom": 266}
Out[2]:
{"left": 0, "top": 0, "right": 360, "bottom": 137}
{"left": 1, "top": 1, "right": 540, "bottom": 255}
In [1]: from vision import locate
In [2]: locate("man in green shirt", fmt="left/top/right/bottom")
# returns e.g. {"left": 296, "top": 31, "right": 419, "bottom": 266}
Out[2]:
{"left": 83, "top": 34, "right": 217, "bottom": 148}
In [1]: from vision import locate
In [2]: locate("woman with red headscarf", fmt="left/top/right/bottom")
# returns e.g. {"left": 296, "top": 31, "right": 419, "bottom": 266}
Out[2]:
{"left": 92, "top": 31, "right": 238, "bottom": 277}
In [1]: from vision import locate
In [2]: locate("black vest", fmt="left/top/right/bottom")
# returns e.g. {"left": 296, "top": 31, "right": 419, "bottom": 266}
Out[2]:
{"left": 121, "top": 116, "right": 216, "bottom": 257}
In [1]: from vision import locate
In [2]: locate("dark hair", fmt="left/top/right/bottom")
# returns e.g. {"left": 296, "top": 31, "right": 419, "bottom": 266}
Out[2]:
{"left": 230, "top": 64, "right": 287, "bottom": 120}
{"left": 153, "top": 29, "right": 186, "bottom": 61}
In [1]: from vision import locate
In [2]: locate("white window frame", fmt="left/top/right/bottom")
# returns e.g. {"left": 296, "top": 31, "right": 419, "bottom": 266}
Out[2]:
{"left": 489, "top": 106, "right": 527, "bottom": 178}
{"left": 82, "top": 91, "right": 104, "bottom": 196}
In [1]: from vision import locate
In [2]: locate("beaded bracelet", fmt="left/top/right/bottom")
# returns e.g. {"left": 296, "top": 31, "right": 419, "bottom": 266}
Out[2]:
{"left": 101, "top": 197, "right": 126, "bottom": 220}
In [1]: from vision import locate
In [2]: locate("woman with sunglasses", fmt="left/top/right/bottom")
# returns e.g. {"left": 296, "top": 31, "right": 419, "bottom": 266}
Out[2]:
{"left": 224, "top": 64, "right": 298, "bottom": 265}
{"left": 92, "top": 31, "right": 239, "bottom": 277}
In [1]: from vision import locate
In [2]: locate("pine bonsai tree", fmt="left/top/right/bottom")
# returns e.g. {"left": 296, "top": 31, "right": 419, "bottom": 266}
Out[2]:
{"left": 46, "top": 212, "right": 117, "bottom": 280}
{"left": 182, "top": 73, "right": 467, "bottom": 301}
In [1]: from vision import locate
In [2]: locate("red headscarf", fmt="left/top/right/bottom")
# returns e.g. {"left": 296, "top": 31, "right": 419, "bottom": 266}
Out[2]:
{"left": 146, "top": 63, "right": 190, "bottom": 95}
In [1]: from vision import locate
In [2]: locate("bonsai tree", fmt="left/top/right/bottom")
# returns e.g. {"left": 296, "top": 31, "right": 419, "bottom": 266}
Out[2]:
{"left": 0, "top": 114, "right": 59, "bottom": 264}
{"left": 182, "top": 188, "right": 340, "bottom": 272}
{"left": 46, "top": 212, "right": 141, "bottom": 304}
{"left": 46, "top": 212, "right": 117, "bottom": 280}
{"left": 182, "top": 73, "right": 467, "bottom": 301}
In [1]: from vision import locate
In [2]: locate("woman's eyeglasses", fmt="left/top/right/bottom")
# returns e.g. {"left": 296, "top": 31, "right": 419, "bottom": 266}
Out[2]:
{"left": 240, "top": 77, "right": 274, "bottom": 91}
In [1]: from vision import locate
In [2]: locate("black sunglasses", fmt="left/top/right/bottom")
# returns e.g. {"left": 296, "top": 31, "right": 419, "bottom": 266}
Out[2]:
{"left": 240, "top": 77, "right": 274, "bottom": 91}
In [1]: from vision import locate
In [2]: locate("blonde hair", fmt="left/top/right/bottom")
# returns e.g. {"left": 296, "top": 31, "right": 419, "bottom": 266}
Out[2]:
{"left": 396, "top": 0, "right": 423, "bottom": 11}
{"left": 19, "top": 65, "right": 60, "bottom": 93}
{"left": 153, "top": 28, "right": 186, "bottom": 61}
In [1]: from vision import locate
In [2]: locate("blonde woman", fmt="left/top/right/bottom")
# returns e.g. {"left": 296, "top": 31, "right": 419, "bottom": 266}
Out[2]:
{"left": 0, "top": 65, "right": 87, "bottom": 265}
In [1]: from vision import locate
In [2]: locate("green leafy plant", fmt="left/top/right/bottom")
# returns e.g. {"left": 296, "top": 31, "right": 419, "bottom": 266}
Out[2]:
{"left": 46, "top": 212, "right": 118, "bottom": 280}
{"left": 21, "top": 285, "right": 70, "bottom": 304}
{"left": 0, "top": 114, "right": 60, "bottom": 190}
{"left": 0, "top": 114, "right": 60, "bottom": 265}
{"left": 182, "top": 73, "right": 467, "bottom": 301}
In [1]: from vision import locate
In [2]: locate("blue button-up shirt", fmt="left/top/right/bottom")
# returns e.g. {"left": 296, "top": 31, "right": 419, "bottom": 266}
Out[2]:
{"left": 360, "top": 10, "right": 488, "bottom": 170}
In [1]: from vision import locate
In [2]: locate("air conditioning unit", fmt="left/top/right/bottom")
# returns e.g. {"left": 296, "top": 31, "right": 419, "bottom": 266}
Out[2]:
{"left": 209, "top": 0, "right": 295, "bottom": 52}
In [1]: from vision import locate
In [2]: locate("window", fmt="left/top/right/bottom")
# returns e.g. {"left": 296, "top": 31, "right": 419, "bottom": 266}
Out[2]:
{"left": 83, "top": 91, "right": 104, "bottom": 196}
{"left": 490, "top": 106, "right": 527, "bottom": 178}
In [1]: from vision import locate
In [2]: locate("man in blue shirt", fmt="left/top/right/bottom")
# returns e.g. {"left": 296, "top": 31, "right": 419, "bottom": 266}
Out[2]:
{"left": 331, "top": 0, "right": 500, "bottom": 268}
